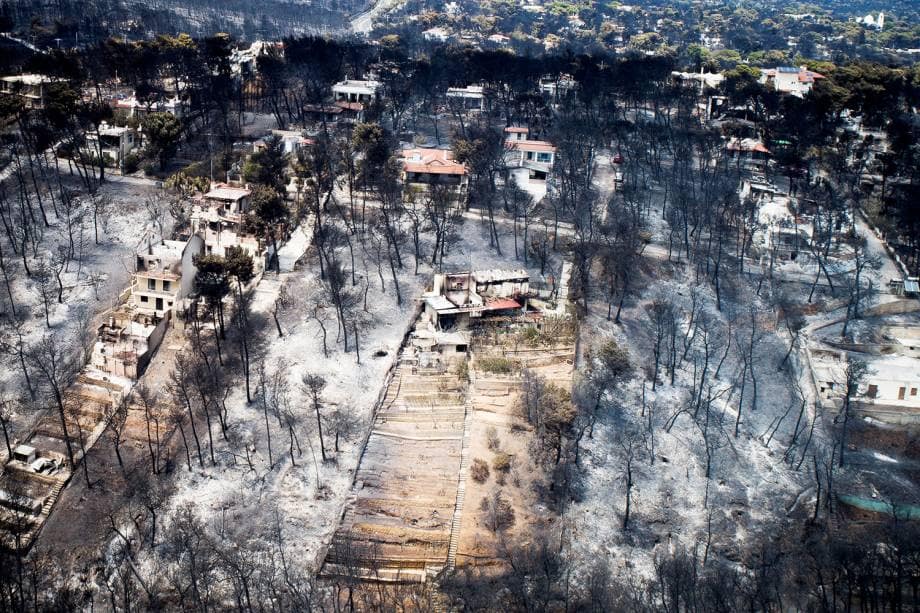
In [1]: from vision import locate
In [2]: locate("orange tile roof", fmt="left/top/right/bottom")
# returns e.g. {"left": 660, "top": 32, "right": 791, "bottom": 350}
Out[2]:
{"left": 510, "top": 140, "right": 557, "bottom": 153}
{"left": 402, "top": 148, "right": 468, "bottom": 175}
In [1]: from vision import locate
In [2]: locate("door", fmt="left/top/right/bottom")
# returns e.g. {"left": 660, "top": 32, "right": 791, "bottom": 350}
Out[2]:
{"left": 898, "top": 387, "right": 906, "bottom": 400}
{"left": 156, "top": 297, "right": 164, "bottom": 312}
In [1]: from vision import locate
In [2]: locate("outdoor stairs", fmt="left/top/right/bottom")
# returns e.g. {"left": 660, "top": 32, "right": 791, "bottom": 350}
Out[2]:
{"left": 21, "top": 479, "right": 66, "bottom": 548}
{"left": 445, "top": 374, "right": 474, "bottom": 571}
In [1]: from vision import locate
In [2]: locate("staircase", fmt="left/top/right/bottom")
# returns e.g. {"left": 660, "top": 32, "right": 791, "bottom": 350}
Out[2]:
{"left": 445, "top": 374, "right": 474, "bottom": 571}
{"left": 21, "top": 478, "right": 66, "bottom": 548}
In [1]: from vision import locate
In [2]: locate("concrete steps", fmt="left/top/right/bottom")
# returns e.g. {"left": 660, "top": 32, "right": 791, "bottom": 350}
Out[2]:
{"left": 446, "top": 391, "right": 474, "bottom": 571}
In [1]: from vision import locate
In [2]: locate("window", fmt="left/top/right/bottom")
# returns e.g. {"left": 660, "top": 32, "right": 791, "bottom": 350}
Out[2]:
{"left": 140, "top": 295, "right": 149, "bottom": 303}
{"left": 537, "top": 152, "right": 552, "bottom": 163}
{"left": 526, "top": 151, "right": 534, "bottom": 160}
{"left": 898, "top": 387, "right": 906, "bottom": 400}
{"left": 911, "top": 388, "right": 917, "bottom": 396}
{"left": 147, "top": 278, "right": 155, "bottom": 290}
{"left": 163, "top": 280, "right": 171, "bottom": 292}
{"left": 866, "top": 384, "right": 878, "bottom": 398}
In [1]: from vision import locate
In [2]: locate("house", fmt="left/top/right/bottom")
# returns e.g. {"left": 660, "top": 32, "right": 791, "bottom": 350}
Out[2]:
{"left": 230, "top": 41, "right": 282, "bottom": 78}
{"left": 84, "top": 122, "right": 137, "bottom": 168}
{"left": 504, "top": 127, "right": 557, "bottom": 181}
{"left": 400, "top": 148, "right": 469, "bottom": 202}
{"left": 261, "top": 130, "right": 314, "bottom": 156}
{"left": 90, "top": 306, "right": 169, "bottom": 379}
{"left": 726, "top": 138, "right": 771, "bottom": 171}
{"left": 671, "top": 70, "right": 725, "bottom": 91}
{"left": 891, "top": 277, "right": 920, "bottom": 298}
{"left": 882, "top": 324, "right": 920, "bottom": 356}
{"left": 114, "top": 95, "right": 187, "bottom": 120}
{"left": 191, "top": 183, "right": 265, "bottom": 269}
{"left": 422, "top": 270, "right": 529, "bottom": 329}
{"left": 203, "top": 183, "right": 252, "bottom": 214}
{"left": 423, "top": 27, "right": 451, "bottom": 42}
{"left": 332, "top": 79, "right": 381, "bottom": 104}
{"left": 445, "top": 85, "right": 485, "bottom": 112}
{"left": 504, "top": 126, "right": 529, "bottom": 142}
{"left": 302, "top": 100, "right": 365, "bottom": 125}
{"left": 132, "top": 235, "right": 203, "bottom": 318}
{"left": 0, "top": 74, "right": 58, "bottom": 110}
{"left": 539, "top": 77, "right": 577, "bottom": 102}
{"left": 860, "top": 357, "right": 920, "bottom": 410}
{"left": 487, "top": 34, "right": 510, "bottom": 46}
{"left": 760, "top": 66, "right": 825, "bottom": 97}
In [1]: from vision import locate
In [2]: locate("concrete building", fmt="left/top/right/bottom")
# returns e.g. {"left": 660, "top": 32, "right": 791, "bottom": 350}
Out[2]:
{"left": 90, "top": 307, "right": 169, "bottom": 379}
{"left": 84, "top": 122, "right": 137, "bottom": 168}
{"left": 760, "top": 66, "right": 825, "bottom": 97}
{"left": 504, "top": 127, "right": 557, "bottom": 181}
{"left": 0, "top": 74, "right": 57, "bottom": 110}
{"left": 260, "top": 130, "right": 314, "bottom": 156}
{"left": 131, "top": 236, "right": 203, "bottom": 318}
{"left": 445, "top": 85, "right": 485, "bottom": 112}
{"left": 191, "top": 183, "right": 265, "bottom": 270}
{"left": 332, "top": 79, "right": 381, "bottom": 104}
{"left": 540, "top": 76, "right": 577, "bottom": 101}
{"left": 422, "top": 270, "right": 530, "bottom": 329}
{"left": 113, "top": 95, "right": 187, "bottom": 120}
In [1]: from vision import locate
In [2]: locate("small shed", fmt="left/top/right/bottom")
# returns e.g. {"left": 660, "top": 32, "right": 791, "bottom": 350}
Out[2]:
{"left": 12, "top": 444, "right": 36, "bottom": 464}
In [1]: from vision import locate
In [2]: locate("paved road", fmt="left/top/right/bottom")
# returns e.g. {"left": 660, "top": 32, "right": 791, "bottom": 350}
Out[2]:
{"left": 350, "top": 0, "right": 404, "bottom": 33}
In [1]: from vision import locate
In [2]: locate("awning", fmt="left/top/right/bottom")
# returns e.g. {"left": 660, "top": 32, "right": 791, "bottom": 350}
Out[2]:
{"left": 483, "top": 298, "right": 521, "bottom": 311}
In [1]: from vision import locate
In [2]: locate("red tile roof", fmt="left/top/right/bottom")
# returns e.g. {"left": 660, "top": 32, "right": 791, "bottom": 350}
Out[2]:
{"left": 402, "top": 148, "right": 468, "bottom": 175}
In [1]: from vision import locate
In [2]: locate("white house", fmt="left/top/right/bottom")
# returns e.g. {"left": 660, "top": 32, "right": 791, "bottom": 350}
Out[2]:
{"left": 85, "top": 122, "right": 137, "bottom": 168}
{"left": 504, "top": 127, "right": 557, "bottom": 180}
{"left": 0, "top": 74, "right": 58, "bottom": 109}
{"left": 861, "top": 357, "right": 920, "bottom": 408}
{"left": 423, "top": 27, "right": 451, "bottom": 42}
{"left": 332, "top": 79, "right": 381, "bottom": 104}
{"left": 760, "top": 66, "right": 825, "bottom": 97}
{"left": 131, "top": 236, "right": 203, "bottom": 318}
{"left": 114, "top": 95, "right": 188, "bottom": 120}
{"left": 191, "top": 183, "right": 265, "bottom": 270}
{"left": 446, "top": 85, "right": 485, "bottom": 112}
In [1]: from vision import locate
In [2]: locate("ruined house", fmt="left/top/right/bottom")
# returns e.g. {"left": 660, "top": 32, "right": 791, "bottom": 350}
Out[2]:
{"left": 132, "top": 235, "right": 203, "bottom": 318}
{"left": 90, "top": 307, "right": 168, "bottom": 380}
{"left": 190, "top": 183, "right": 266, "bottom": 270}
{"left": 422, "top": 270, "right": 529, "bottom": 329}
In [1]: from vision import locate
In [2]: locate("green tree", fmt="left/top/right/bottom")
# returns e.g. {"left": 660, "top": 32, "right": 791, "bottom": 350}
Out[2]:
{"left": 243, "top": 134, "right": 288, "bottom": 193}
{"left": 142, "top": 112, "right": 183, "bottom": 171}
{"left": 193, "top": 254, "right": 230, "bottom": 339}
{"left": 250, "top": 185, "right": 289, "bottom": 273}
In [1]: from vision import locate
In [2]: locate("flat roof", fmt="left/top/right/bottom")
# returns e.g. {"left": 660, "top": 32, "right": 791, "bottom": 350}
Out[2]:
{"left": 1, "top": 74, "right": 56, "bottom": 85}
{"left": 333, "top": 79, "right": 381, "bottom": 90}
{"left": 425, "top": 295, "right": 456, "bottom": 311}
{"left": 471, "top": 269, "right": 528, "bottom": 283}
{"left": 205, "top": 185, "right": 251, "bottom": 201}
